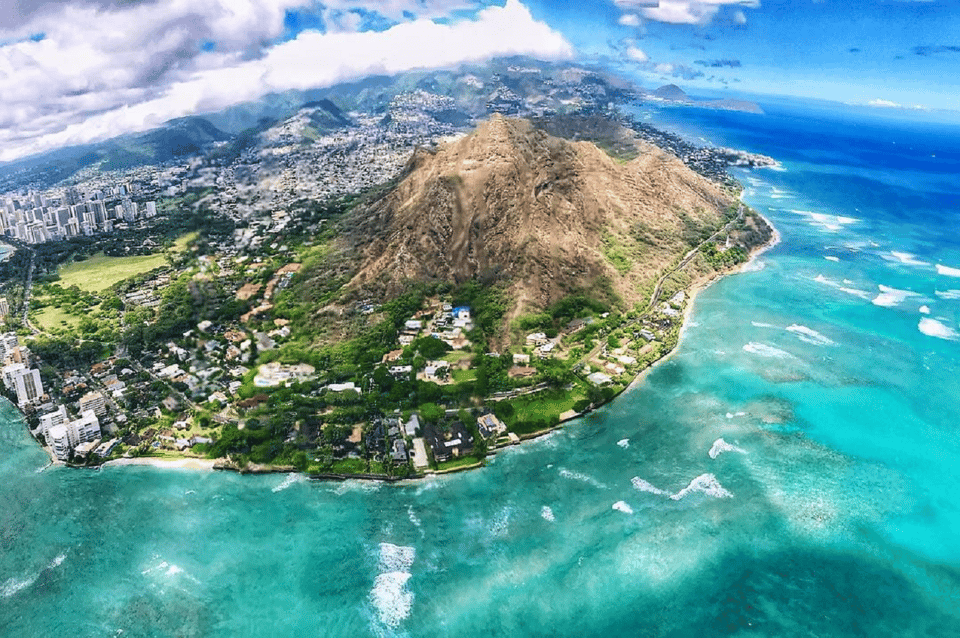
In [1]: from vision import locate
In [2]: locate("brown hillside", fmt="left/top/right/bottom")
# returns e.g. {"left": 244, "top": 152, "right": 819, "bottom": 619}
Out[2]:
{"left": 348, "top": 114, "right": 733, "bottom": 321}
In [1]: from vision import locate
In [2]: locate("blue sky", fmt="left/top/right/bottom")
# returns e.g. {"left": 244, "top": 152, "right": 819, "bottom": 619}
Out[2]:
{"left": 521, "top": 0, "right": 960, "bottom": 111}
{"left": 0, "top": 0, "right": 957, "bottom": 161}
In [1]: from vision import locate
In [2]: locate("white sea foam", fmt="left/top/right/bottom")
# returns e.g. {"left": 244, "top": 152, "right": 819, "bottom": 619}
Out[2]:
{"left": 489, "top": 507, "right": 512, "bottom": 538}
{"left": 935, "top": 290, "right": 960, "bottom": 300}
{"left": 824, "top": 255, "right": 840, "bottom": 262}
{"left": 540, "top": 506, "right": 555, "bottom": 522}
{"left": 739, "top": 259, "right": 766, "bottom": 273}
{"left": 670, "top": 473, "right": 733, "bottom": 500}
{"left": 1, "top": 574, "right": 37, "bottom": 598}
{"left": 785, "top": 324, "right": 835, "bottom": 346}
{"left": 919, "top": 305, "right": 931, "bottom": 315}
{"left": 2, "top": 553, "right": 67, "bottom": 599}
{"left": 708, "top": 438, "right": 747, "bottom": 459}
{"left": 918, "top": 318, "right": 959, "bottom": 341}
{"left": 742, "top": 342, "right": 793, "bottom": 358}
{"left": 612, "top": 501, "right": 634, "bottom": 514}
{"left": 813, "top": 274, "right": 871, "bottom": 300}
{"left": 378, "top": 543, "right": 415, "bottom": 573}
{"left": 370, "top": 572, "right": 414, "bottom": 629}
{"left": 165, "top": 565, "right": 184, "bottom": 577}
{"left": 370, "top": 543, "right": 416, "bottom": 628}
{"left": 271, "top": 473, "right": 303, "bottom": 493}
{"left": 936, "top": 264, "right": 960, "bottom": 277}
{"left": 616, "top": 438, "right": 630, "bottom": 449}
{"left": 631, "top": 477, "right": 668, "bottom": 495}
{"left": 872, "top": 285, "right": 920, "bottom": 308}
{"left": 790, "top": 210, "right": 859, "bottom": 232}
{"left": 559, "top": 468, "right": 607, "bottom": 489}
{"left": 407, "top": 505, "right": 421, "bottom": 529}
{"left": 884, "top": 251, "right": 930, "bottom": 267}
{"left": 751, "top": 321, "right": 776, "bottom": 329}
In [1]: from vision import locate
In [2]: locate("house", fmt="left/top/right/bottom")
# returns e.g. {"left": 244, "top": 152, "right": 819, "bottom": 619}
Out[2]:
{"left": 512, "top": 353, "right": 531, "bottom": 366}
{"left": 403, "top": 414, "right": 421, "bottom": 437}
{"left": 390, "top": 438, "right": 408, "bottom": 463}
{"left": 526, "top": 332, "right": 549, "bottom": 346}
{"left": 404, "top": 319, "right": 423, "bottom": 332}
{"left": 476, "top": 413, "right": 506, "bottom": 438}
{"left": 639, "top": 329, "right": 655, "bottom": 341}
{"left": 587, "top": 372, "right": 613, "bottom": 386}
{"left": 161, "top": 396, "right": 180, "bottom": 411}
{"left": 424, "top": 421, "right": 474, "bottom": 462}
{"left": 537, "top": 343, "right": 556, "bottom": 358}
{"left": 326, "top": 382, "right": 361, "bottom": 394}
{"left": 381, "top": 350, "right": 404, "bottom": 364}
{"left": 389, "top": 365, "right": 413, "bottom": 378}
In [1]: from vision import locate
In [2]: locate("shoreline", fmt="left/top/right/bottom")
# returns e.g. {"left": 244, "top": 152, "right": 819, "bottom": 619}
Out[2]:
{"left": 101, "top": 457, "right": 219, "bottom": 471}
{"left": 627, "top": 209, "right": 780, "bottom": 392}
{"left": 25, "top": 215, "right": 781, "bottom": 481}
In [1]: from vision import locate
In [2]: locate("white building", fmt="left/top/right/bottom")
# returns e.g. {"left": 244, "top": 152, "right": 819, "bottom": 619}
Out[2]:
{"left": 79, "top": 391, "right": 107, "bottom": 416}
{"left": 10, "top": 367, "right": 44, "bottom": 406}
{"left": 48, "top": 424, "right": 71, "bottom": 460}
{"left": 47, "top": 410, "right": 101, "bottom": 461}
{"left": 39, "top": 405, "right": 68, "bottom": 439}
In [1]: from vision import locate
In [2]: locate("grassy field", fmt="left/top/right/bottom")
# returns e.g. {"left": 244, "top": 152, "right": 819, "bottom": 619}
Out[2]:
{"left": 34, "top": 305, "right": 81, "bottom": 331}
{"left": 58, "top": 232, "right": 194, "bottom": 292}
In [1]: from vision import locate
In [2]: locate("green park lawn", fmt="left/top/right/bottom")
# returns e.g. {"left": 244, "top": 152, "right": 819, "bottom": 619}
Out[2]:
{"left": 34, "top": 305, "right": 81, "bottom": 331}
{"left": 57, "top": 232, "right": 194, "bottom": 293}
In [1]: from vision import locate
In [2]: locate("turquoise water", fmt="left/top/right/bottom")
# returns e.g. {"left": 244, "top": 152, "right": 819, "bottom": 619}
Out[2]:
{"left": 4, "top": 102, "right": 960, "bottom": 636}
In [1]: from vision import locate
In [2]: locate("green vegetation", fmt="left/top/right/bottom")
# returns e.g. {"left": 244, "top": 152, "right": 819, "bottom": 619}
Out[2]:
{"left": 57, "top": 240, "right": 186, "bottom": 293}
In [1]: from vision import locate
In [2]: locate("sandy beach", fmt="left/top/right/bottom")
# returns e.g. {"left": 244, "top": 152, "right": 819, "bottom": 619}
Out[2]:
{"left": 102, "top": 457, "right": 218, "bottom": 470}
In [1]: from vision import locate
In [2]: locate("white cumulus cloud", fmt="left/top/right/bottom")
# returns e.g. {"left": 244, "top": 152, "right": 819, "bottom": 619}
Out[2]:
{"left": 626, "top": 45, "right": 649, "bottom": 62}
{"left": 0, "top": 0, "right": 573, "bottom": 162}
{"left": 637, "top": 0, "right": 759, "bottom": 25}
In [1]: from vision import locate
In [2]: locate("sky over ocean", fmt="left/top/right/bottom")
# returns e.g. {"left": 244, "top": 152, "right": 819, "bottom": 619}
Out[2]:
{"left": 2, "top": 97, "right": 960, "bottom": 636}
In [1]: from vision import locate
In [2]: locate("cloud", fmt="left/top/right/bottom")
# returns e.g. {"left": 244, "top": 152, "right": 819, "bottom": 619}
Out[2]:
{"left": 618, "top": 13, "right": 642, "bottom": 26}
{"left": 626, "top": 45, "right": 648, "bottom": 62}
{"left": 868, "top": 98, "right": 902, "bottom": 108}
{"left": 693, "top": 58, "right": 741, "bottom": 67}
{"left": 0, "top": 0, "right": 572, "bottom": 162}
{"left": 911, "top": 44, "right": 960, "bottom": 56}
{"left": 867, "top": 98, "right": 928, "bottom": 110}
{"left": 638, "top": 1, "right": 758, "bottom": 25}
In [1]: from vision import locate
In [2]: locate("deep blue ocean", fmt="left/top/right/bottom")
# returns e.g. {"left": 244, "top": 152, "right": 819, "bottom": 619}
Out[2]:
{"left": 3, "top": 99, "right": 960, "bottom": 637}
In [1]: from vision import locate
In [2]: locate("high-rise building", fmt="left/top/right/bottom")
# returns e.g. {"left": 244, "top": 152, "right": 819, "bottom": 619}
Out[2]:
{"left": 39, "top": 405, "right": 68, "bottom": 439}
{"left": 48, "top": 424, "right": 71, "bottom": 460}
{"left": 79, "top": 391, "right": 107, "bottom": 416}
{"left": 144, "top": 201, "right": 157, "bottom": 218}
{"left": 11, "top": 367, "right": 44, "bottom": 406}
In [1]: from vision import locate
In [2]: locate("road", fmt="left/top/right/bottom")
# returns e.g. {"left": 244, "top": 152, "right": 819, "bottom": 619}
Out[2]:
{"left": 577, "top": 202, "right": 745, "bottom": 370}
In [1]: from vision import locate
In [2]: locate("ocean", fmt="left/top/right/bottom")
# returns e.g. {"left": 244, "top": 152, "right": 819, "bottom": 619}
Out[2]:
{"left": 3, "top": 99, "right": 960, "bottom": 637}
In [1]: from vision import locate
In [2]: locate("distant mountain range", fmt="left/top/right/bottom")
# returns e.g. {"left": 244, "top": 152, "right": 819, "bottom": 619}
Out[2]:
{"left": 0, "top": 56, "right": 763, "bottom": 191}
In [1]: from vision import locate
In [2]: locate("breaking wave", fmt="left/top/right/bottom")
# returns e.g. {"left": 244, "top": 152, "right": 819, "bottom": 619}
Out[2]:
{"left": 709, "top": 438, "right": 747, "bottom": 459}
{"left": 918, "top": 317, "right": 959, "bottom": 341}
{"left": 559, "top": 468, "right": 607, "bottom": 489}
{"left": 786, "top": 324, "right": 835, "bottom": 346}
{"left": 612, "top": 501, "right": 633, "bottom": 514}
{"left": 617, "top": 439, "right": 630, "bottom": 449}
{"left": 370, "top": 543, "right": 415, "bottom": 629}
{"left": 743, "top": 342, "right": 793, "bottom": 358}
{"left": 1, "top": 553, "right": 67, "bottom": 599}
{"left": 631, "top": 477, "right": 668, "bottom": 495}
{"left": 670, "top": 474, "right": 733, "bottom": 501}
{"left": 872, "top": 285, "right": 920, "bottom": 308}
{"left": 936, "top": 264, "right": 960, "bottom": 277}
{"left": 540, "top": 506, "right": 555, "bottom": 522}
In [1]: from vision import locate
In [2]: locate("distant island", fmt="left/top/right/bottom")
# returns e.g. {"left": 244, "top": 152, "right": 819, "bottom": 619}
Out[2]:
{"left": 651, "top": 84, "right": 765, "bottom": 114}
{"left": 0, "top": 58, "right": 775, "bottom": 480}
